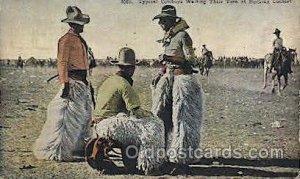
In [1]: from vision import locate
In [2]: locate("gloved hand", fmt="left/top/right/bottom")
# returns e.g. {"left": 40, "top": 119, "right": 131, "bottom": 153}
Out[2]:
{"left": 61, "top": 82, "right": 70, "bottom": 99}
{"left": 152, "top": 74, "right": 162, "bottom": 87}
{"left": 159, "top": 54, "right": 167, "bottom": 62}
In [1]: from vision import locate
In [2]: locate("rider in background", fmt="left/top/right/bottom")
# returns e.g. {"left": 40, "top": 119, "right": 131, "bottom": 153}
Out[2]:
{"left": 201, "top": 44, "right": 213, "bottom": 70}
{"left": 270, "top": 28, "right": 292, "bottom": 73}
{"left": 201, "top": 44, "right": 209, "bottom": 57}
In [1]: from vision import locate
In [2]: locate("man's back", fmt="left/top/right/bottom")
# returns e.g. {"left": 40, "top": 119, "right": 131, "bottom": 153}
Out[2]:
{"left": 95, "top": 74, "right": 140, "bottom": 118}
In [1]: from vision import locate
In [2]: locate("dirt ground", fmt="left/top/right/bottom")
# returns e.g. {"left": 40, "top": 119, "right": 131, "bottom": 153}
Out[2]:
{"left": 0, "top": 66, "right": 299, "bottom": 178}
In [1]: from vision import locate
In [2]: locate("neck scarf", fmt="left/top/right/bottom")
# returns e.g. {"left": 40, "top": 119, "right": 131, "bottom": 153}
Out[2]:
{"left": 116, "top": 71, "right": 133, "bottom": 86}
{"left": 157, "top": 18, "right": 190, "bottom": 46}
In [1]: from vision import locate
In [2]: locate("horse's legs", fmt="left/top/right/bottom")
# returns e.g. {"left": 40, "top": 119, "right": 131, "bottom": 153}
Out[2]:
{"left": 271, "top": 74, "right": 276, "bottom": 93}
{"left": 277, "top": 75, "right": 282, "bottom": 96}
{"left": 199, "top": 65, "right": 204, "bottom": 76}
{"left": 206, "top": 67, "right": 209, "bottom": 77}
{"left": 263, "top": 66, "right": 268, "bottom": 89}
{"left": 283, "top": 73, "right": 288, "bottom": 90}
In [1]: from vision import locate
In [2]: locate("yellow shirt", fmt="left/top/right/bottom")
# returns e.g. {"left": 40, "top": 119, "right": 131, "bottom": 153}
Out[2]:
{"left": 95, "top": 74, "right": 141, "bottom": 118}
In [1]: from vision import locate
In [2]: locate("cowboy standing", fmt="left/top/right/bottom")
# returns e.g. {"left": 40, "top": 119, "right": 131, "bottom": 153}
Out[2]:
{"left": 33, "top": 6, "right": 93, "bottom": 162}
{"left": 89, "top": 47, "right": 165, "bottom": 175}
{"left": 151, "top": 5, "right": 204, "bottom": 174}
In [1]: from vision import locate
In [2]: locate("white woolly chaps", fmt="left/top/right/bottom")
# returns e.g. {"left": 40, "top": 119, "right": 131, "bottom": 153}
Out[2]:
{"left": 151, "top": 71, "right": 204, "bottom": 164}
{"left": 94, "top": 113, "right": 165, "bottom": 175}
{"left": 33, "top": 81, "right": 93, "bottom": 162}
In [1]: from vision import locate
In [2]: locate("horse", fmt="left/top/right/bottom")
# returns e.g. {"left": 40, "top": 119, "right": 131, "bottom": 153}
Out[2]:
{"left": 263, "top": 48, "right": 296, "bottom": 95}
{"left": 263, "top": 53, "right": 272, "bottom": 89}
{"left": 198, "top": 51, "right": 213, "bottom": 76}
{"left": 16, "top": 58, "right": 24, "bottom": 68}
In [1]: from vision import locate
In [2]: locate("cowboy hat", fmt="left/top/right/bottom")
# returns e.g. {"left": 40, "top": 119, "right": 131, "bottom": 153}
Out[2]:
{"left": 61, "top": 6, "right": 90, "bottom": 25}
{"left": 112, "top": 47, "right": 137, "bottom": 66}
{"left": 273, "top": 28, "right": 281, "bottom": 34}
{"left": 153, "top": 5, "right": 179, "bottom": 20}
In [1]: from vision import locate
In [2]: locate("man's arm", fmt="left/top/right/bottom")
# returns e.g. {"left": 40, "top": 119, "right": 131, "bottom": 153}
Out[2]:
{"left": 122, "top": 84, "right": 153, "bottom": 118}
{"left": 57, "top": 37, "right": 72, "bottom": 98}
{"left": 182, "top": 32, "right": 197, "bottom": 66}
{"left": 57, "top": 37, "right": 71, "bottom": 84}
{"left": 122, "top": 84, "right": 141, "bottom": 112}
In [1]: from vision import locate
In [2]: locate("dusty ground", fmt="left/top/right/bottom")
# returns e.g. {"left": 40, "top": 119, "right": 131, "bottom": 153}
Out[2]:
{"left": 0, "top": 66, "right": 299, "bottom": 178}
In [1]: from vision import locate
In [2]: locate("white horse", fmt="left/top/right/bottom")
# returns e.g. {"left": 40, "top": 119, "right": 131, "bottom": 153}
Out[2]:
{"left": 263, "top": 53, "right": 272, "bottom": 90}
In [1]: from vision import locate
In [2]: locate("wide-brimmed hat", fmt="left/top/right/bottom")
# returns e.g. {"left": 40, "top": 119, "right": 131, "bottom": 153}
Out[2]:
{"left": 153, "top": 5, "right": 179, "bottom": 20}
{"left": 61, "top": 6, "right": 90, "bottom": 25}
{"left": 273, "top": 28, "right": 281, "bottom": 34}
{"left": 112, "top": 47, "right": 137, "bottom": 66}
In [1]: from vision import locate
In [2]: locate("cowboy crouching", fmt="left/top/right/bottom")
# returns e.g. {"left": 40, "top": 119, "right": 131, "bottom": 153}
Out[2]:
{"left": 85, "top": 47, "right": 165, "bottom": 175}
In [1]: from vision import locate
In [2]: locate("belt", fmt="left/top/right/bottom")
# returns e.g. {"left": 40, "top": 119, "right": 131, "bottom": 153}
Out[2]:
{"left": 69, "top": 70, "right": 88, "bottom": 84}
{"left": 173, "top": 68, "right": 191, "bottom": 76}
{"left": 167, "top": 63, "right": 196, "bottom": 76}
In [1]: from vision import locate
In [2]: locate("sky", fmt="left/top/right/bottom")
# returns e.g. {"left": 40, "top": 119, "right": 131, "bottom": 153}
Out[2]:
{"left": 0, "top": 0, "right": 299, "bottom": 59}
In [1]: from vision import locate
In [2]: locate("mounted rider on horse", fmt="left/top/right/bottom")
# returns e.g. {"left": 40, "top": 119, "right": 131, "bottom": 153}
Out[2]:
{"left": 269, "top": 28, "right": 293, "bottom": 75}
{"left": 199, "top": 44, "right": 213, "bottom": 76}
{"left": 264, "top": 28, "right": 295, "bottom": 95}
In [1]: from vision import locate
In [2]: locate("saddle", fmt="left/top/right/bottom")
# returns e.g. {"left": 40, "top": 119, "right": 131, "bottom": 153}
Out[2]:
{"left": 272, "top": 48, "right": 292, "bottom": 75}
{"left": 85, "top": 137, "right": 119, "bottom": 173}
{"left": 85, "top": 137, "right": 139, "bottom": 174}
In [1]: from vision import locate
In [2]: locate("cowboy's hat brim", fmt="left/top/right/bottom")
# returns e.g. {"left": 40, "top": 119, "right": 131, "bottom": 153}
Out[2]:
{"left": 61, "top": 14, "right": 90, "bottom": 25}
{"left": 110, "top": 60, "right": 139, "bottom": 66}
{"left": 152, "top": 13, "right": 179, "bottom": 20}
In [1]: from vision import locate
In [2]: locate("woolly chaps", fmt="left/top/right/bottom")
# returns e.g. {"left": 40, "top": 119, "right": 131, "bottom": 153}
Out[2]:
{"left": 33, "top": 80, "right": 93, "bottom": 161}
{"left": 151, "top": 72, "right": 204, "bottom": 164}
{"left": 94, "top": 113, "right": 165, "bottom": 174}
